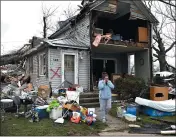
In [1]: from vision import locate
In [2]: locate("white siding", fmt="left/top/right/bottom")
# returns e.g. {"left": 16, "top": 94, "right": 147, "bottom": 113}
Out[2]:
{"left": 48, "top": 48, "right": 62, "bottom": 89}
{"left": 74, "top": 15, "right": 90, "bottom": 46}
{"left": 29, "top": 50, "right": 49, "bottom": 88}
{"left": 78, "top": 51, "right": 90, "bottom": 90}
{"left": 48, "top": 48, "right": 90, "bottom": 90}
{"left": 118, "top": 0, "right": 147, "bottom": 20}
{"left": 56, "top": 15, "right": 90, "bottom": 47}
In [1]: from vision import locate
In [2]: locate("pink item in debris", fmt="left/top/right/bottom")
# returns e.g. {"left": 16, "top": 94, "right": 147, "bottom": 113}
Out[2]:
{"left": 93, "top": 34, "right": 101, "bottom": 47}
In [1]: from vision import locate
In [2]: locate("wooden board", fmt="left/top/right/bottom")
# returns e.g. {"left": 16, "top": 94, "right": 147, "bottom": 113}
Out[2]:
{"left": 138, "top": 27, "right": 148, "bottom": 42}
{"left": 111, "top": 73, "right": 121, "bottom": 83}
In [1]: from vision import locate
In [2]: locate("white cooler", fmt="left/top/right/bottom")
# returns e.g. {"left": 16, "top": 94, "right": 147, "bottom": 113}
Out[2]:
{"left": 49, "top": 106, "right": 62, "bottom": 120}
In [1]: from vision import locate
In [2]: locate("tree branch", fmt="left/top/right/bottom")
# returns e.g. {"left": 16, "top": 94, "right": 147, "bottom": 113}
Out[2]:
{"left": 158, "top": 0, "right": 176, "bottom": 8}
{"left": 153, "top": 54, "right": 159, "bottom": 59}
{"left": 167, "top": 63, "right": 176, "bottom": 70}
{"left": 165, "top": 41, "right": 176, "bottom": 53}
{"left": 152, "top": 44, "right": 160, "bottom": 54}
{"left": 153, "top": 59, "right": 159, "bottom": 62}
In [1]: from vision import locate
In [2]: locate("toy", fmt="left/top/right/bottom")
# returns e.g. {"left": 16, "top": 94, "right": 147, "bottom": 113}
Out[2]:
{"left": 46, "top": 100, "right": 60, "bottom": 112}
{"left": 80, "top": 106, "right": 88, "bottom": 116}
{"left": 58, "top": 89, "right": 66, "bottom": 96}
{"left": 25, "top": 104, "right": 39, "bottom": 122}
{"left": 30, "top": 111, "right": 39, "bottom": 123}
{"left": 85, "top": 114, "right": 94, "bottom": 126}
{"left": 80, "top": 112, "right": 86, "bottom": 123}
{"left": 71, "top": 112, "right": 81, "bottom": 124}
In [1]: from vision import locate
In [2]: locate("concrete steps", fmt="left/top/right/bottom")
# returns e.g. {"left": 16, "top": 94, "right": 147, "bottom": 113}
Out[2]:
{"left": 80, "top": 92, "right": 99, "bottom": 98}
{"left": 79, "top": 92, "right": 100, "bottom": 108}
{"left": 79, "top": 97, "right": 99, "bottom": 103}
{"left": 80, "top": 102, "right": 100, "bottom": 108}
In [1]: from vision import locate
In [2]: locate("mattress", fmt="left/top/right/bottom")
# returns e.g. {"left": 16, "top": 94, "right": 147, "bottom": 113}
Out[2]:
{"left": 135, "top": 97, "right": 175, "bottom": 112}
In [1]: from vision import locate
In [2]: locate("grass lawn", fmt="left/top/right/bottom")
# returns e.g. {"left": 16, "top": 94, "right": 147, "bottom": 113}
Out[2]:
{"left": 1, "top": 113, "right": 107, "bottom": 136}
{"left": 109, "top": 103, "right": 176, "bottom": 125}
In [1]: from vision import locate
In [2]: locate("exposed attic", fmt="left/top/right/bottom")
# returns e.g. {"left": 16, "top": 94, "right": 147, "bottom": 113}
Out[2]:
{"left": 90, "top": 0, "right": 158, "bottom": 51}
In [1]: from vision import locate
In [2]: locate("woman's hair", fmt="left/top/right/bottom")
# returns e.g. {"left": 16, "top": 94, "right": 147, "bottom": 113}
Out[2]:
{"left": 102, "top": 72, "right": 108, "bottom": 79}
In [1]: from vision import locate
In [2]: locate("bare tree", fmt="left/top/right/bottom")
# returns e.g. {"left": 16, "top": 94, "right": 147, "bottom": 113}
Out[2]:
{"left": 157, "top": 0, "right": 176, "bottom": 8}
{"left": 143, "top": 0, "right": 176, "bottom": 71}
{"left": 61, "top": 2, "right": 79, "bottom": 19}
{"left": 41, "top": 3, "right": 59, "bottom": 38}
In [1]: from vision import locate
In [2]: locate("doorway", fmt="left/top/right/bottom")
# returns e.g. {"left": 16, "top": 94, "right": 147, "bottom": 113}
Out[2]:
{"left": 93, "top": 59, "right": 116, "bottom": 87}
{"left": 64, "top": 55, "right": 75, "bottom": 85}
{"left": 61, "top": 52, "right": 78, "bottom": 88}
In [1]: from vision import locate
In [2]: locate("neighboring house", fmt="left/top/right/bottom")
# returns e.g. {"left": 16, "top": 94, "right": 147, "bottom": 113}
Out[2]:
{"left": 24, "top": 0, "right": 159, "bottom": 91}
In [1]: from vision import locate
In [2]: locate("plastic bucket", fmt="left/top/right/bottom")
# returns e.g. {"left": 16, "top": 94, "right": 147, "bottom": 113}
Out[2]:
{"left": 49, "top": 106, "right": 63, "bottom": 119}
{"left": 126, "top": 104, "right": 138, "bottom": 116}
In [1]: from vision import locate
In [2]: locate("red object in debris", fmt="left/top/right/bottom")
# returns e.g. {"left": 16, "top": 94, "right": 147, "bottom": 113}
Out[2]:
{"left": 0, "top": 66, "right": 7, "bottom": 70}
{"left": 93, "top": 34, "right": 101, "bottom": 47}
{"left": 68, "top": 88, "right": 76, "bottom": 91}
{"left": 71, "top": 117, "right": 81, "bottom": 124}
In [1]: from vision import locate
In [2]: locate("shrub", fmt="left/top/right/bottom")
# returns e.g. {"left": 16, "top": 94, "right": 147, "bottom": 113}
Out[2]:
{"left": 114, "top": 76, "right": 146, "bottom": 100}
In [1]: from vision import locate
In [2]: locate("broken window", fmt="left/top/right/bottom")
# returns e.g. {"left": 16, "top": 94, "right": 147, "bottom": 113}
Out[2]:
{"left": 39, "top": 53, "right": 46, "bottom": 76}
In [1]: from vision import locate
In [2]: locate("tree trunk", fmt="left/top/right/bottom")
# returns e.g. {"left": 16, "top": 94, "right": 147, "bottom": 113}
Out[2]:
{"left": 43, "top": 17, "right": 47, "bottom": 38}
{"left": 158, "top": 53, "right": 168, "bottom": 71}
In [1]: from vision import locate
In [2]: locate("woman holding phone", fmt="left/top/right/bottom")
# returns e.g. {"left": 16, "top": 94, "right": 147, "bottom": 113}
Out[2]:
{"left": 98, "top": 72, "right": 114, "bottom": 123}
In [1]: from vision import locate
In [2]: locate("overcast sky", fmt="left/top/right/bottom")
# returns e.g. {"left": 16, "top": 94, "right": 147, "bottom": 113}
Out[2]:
{"left": 1, "top": 1, "right": 81, "bottom": 55}
{"left": 1, "top": 1, "right": 175, "bottom": 67}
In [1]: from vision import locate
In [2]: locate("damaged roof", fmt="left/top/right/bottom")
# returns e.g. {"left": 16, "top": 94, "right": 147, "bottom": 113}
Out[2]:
{"left": 48, "top": 1, "right": 104, "bottom": 39}
{"left": 45, "top": 37, "right": 89, "bottom": 50}
{"left": 49, "top": 0, "right": 158, "bottom": 39}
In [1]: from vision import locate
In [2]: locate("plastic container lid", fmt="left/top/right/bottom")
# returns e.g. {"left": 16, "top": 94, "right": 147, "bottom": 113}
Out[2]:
{"left": 36, "top": 105, "right": 49, "bottom": 109}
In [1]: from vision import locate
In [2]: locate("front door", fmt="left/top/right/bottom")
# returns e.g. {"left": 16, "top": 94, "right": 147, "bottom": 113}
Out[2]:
{"left": 64, "top": 55, "right": 75, "bottom": 87}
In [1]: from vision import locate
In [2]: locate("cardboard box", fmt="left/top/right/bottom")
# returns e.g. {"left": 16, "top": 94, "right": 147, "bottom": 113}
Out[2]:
{"left": 38, "top": 85, "right": 50, "bottom": 99}
{"left": 150, "top": 86, "right": 168, "bottom": 101}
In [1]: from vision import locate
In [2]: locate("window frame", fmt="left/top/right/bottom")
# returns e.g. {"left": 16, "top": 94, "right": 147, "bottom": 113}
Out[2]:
{"left": 39, "top": 53, "right": 46, "bottom": 76}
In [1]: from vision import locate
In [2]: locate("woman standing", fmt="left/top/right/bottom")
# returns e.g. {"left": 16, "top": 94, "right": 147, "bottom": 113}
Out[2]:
{"left": 98, "top": 72, "right": 114, "bottom": 123}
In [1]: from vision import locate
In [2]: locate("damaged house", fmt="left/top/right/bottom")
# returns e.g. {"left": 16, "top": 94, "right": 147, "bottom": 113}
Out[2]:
{"left": 24, "top": 0, "right": 158, "bottom": 91}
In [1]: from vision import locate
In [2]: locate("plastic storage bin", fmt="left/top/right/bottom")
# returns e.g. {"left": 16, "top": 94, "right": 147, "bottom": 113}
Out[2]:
{"left": 49, "top": 106, "right": 62, "bottom": 119}
{"left": 126, "top": 104, "right": 140, "bottom": 116}
{"left": 142, "top": 106, "right": 175, "bottom": 117}
{"left": 35, "top": 105, "right": 49, "bottom": 119}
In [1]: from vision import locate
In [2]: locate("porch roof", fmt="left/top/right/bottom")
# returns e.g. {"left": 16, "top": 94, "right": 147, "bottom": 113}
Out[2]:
{"left": 92, "top": 43, "right": 148, "bottom": 53}
{"left": 45, "top": 37, "right": 90, "bottom": 50}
